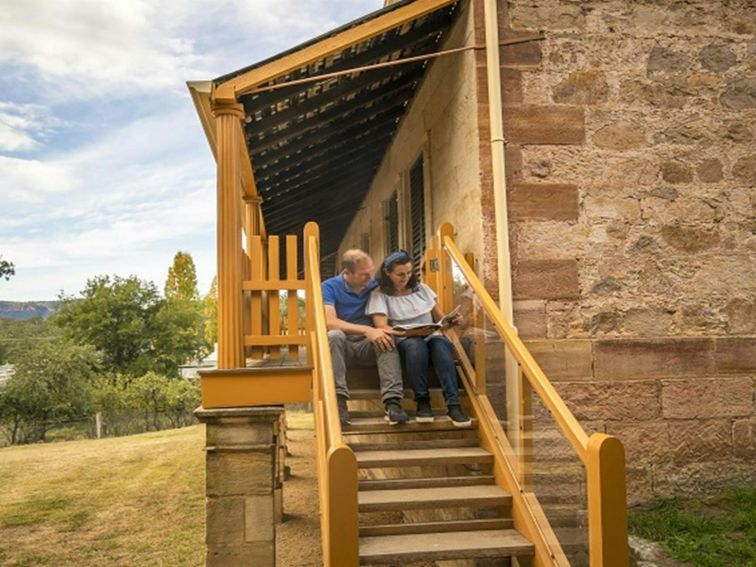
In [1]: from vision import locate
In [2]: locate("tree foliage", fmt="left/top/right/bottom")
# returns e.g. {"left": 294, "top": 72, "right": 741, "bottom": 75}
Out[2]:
{"left": 0, "top": 255, "right": 14, "bottom": 281}
{"left": 202, "top": 276, "right": 218, "bottom": 348}
{"left": 164, "top": 251, "right": 199, "bottom": 302}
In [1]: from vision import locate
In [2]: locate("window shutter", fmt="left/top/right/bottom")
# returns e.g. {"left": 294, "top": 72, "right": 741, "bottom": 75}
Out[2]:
{"left": 385, "top": 191, "right": 399, "bottom": 253}
{"left": 409, "top": 157, "right": 425, "bottom": 274}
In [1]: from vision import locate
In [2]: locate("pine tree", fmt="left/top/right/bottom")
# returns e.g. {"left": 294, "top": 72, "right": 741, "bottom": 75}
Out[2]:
{"left": 164, "top": 251, "right": 199, "bottom": 302}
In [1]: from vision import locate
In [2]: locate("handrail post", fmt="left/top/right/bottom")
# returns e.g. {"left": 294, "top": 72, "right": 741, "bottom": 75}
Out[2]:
{"left": 587, "top": 434, "right": 629, "bottom": 567}
{"left": 437, "top": 223, "right": 455, "bottom": 312}
{"left": 327, "top": 446, "right": 360, "bottom": 566}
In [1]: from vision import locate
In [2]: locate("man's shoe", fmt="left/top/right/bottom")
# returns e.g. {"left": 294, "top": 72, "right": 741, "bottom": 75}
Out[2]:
{"left": 384, "top": 399, "right": 410, "bottom": 425}
{"left": 448, "top": 404, "right": 472, "bottom": 428}
{"left": 415, "top": 399, "right": 434, "bottom": 423}
{"left": 337, "top": 396, "right": 351, "bottom": 426}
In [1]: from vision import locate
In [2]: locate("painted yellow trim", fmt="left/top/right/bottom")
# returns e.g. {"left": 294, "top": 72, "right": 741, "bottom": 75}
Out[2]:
{"left": 214, "top": 0, "right": 458, "bottom": 102}
{"left": 199, "top": 369, "right": 312, "bottom": 407}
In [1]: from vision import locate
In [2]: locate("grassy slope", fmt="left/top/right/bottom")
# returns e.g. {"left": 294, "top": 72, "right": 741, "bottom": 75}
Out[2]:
{"left": 0, "top": 426, "right": 205, "bottom": 566}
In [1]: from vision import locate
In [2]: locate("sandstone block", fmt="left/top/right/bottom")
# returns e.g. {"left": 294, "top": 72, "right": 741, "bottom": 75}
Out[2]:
{"left": 552, "top": 70, "right": 609, "bottom": 105}
{"left": 207, "top": 497, "right": 246, "bottom": 546}
{"left": 647, "top": 46, "right": 690, "bottom": 75}
{"left": 625, "top": 466, "right": 654, "bottom": 506}
{"left": 733, "top": 419, "right": 756, "bottom": 459}
{"left": 714, "top": 337, "right": 756, "bottom": 374}
{"left": 726, "top": 297, "right": 756, "bottom": 334}
{"left": 513, "top": 299, "right": 547, "bottom": 339}
{"left": 732, "top": 155, "right": 756, "bottom": 184}
{"left": 594, "top": 338, "right": 715, "bottom": 380}
{"left": 207, "top": 542, "right": 275, "bottom": 567}
{"left": 524, "top": 339, "right": 593, "bottom": 380}
{"left": 661, "top": 378, "right": 753, "bottom": 419}
{"left": 508, "top": 183, "right": 579, "bottom": 221}
{"left": 605, "top": 421, "right": 671, "bottom": 466}
{"left": 720, "top": 78, "right": 756, "bottom": 110}
{"left": 503, "top": 105, "right": 585, "bottom": 145}
{"left": 207, "top": 450, "right": 274, "bottom": 496}
{"left": 592, "top": 122, "right": 647, "bottom": 150}
{"left": 500, "top": 67, "right": 523, "bottom": 103}
{"left": 660, "top": 160, "right": 693, "bottom": 184}
{"left": 513, "top": 259, "right": 580, "bottom": 300}
{"left": 653, "top": 461, "right": 755, "bottom": 497}
{"left": 696, "top": 158, "right": 723, "bottom": 183}
{"left": 669, "top": 419, "right": 733, "bottom": 464}
{"left": 554, "top": 381, "right": 661, "bottom": 421}
{"left": 582, "top": 195, "right": 641, "bottom": 221}
{"left": 245, "top": 495, "right": 275, "bottom": 542}
{"left": 510, "top": 5, "right": 585, "bottom": 30}
{"left": 500, "top": 41, "right": 542, "bottom": 67}
{"left": 699, "top": 44, "right": 737, "bottom": 72}
{"left": 661, "top": 224, "right": 720, "bottom": 252}
{"left": 206, "top": 418, "right": 277, "bottom": 447}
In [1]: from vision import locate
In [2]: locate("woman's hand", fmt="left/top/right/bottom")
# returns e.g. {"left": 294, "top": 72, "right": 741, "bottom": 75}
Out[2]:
{"left": 365, "top": 327, "right": 397, "bottom": 352}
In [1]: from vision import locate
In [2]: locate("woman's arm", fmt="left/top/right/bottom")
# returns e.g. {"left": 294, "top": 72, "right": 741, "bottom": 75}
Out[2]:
{"left": 372, "top": 313, "right": 393, "bottom": 330}
{"left": 431, "top": 303, "right": 444, "bottom": 323}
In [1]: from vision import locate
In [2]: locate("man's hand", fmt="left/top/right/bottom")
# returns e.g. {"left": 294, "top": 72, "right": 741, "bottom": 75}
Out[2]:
{"left": 365, "top": 327, "right": 397, "bottom": 352}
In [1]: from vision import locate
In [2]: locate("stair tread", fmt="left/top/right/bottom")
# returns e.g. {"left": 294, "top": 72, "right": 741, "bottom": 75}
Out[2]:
{"left": 360, "top": 518, "right": 512, "bottom": 537}
{"left": 349, "top": 388, "right": 465, "bottom": 400}
{"left": 359, "top": 484, "right": 511, "bottom": 508}
{"left": 359, "top": 474, "right": 495, "bottom": 491}
{"left": 343, "top": 416, "right": 477, "bottom": 433}
{"left": 356, "top": 447, "right": 493, "bottom": 467}
{"left": 359, "top": 529, "right": 534, "bottom": 562}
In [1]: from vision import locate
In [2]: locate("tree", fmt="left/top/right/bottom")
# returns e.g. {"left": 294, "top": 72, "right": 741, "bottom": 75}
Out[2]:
{"left": 165, "top": 251, "right": 199, "bottom": 302}
{"left": 202, "top": 276, "right": 218, "bottom": 347}
{"left": 0, "top": 255, "right": 14, "bottom": 281}
{"left": 0, "top": 338, "right": 100, "bottom": 443}
{"left": 152, "top": 298, "right": 205, "bottom": 376}
{"left": 54, "top": 275, "right": 162, "bottom": 377}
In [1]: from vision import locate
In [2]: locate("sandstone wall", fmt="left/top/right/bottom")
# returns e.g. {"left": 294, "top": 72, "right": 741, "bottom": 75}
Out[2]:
{"left": 492, "top": 0, "right": 755, "bottom": 501}
{"left": 338, "top": 0, "right": 484, "bottom": 267}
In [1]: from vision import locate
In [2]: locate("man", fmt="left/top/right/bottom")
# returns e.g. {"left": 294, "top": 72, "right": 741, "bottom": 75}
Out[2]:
{"left": 323, "top": 249, "right": 409, "bottom": 426}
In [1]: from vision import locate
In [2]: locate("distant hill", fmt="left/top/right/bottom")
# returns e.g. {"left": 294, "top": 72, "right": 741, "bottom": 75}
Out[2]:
{"left": 0, "top": 301, "right": 60, "bottom": 320}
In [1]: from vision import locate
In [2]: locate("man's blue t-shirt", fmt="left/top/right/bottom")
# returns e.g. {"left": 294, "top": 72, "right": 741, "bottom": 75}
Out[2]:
{"left": 322, "top": 274, "right": 378, "bottom": 326}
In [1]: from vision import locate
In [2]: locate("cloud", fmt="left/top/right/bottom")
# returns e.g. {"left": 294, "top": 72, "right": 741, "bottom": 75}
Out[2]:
{"left": 0, "top": 156, "right": 75, "bottom": 203}
{"left": 0, "top": 102, "right": 61, "bottom": 152}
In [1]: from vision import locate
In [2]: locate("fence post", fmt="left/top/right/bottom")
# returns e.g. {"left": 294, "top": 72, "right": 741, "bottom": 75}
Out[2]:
{"left": 587, "top": 433, "right": 629, "bottom": 567}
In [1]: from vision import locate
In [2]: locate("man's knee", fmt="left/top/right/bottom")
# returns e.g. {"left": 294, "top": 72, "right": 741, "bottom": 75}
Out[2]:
{"left": 328, "top": 329, "right": 347, "bottom": 344}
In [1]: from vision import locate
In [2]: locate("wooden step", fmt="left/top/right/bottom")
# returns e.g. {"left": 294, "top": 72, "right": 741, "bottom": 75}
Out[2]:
{"left": 358, "top": 485, "right": 511, "bottom": 512}
{"left": 343, "top": 416, "right": 478, "bottom": 434}
{"left": 348, "top": 408, "right": 449, "bottom": 419}
{"left": 356, "top": 447, "right": 493, "bottom": 468}
{"left": 359, "top": 529, "right": 534, "bottom": 564}
{"left": 350, "top": 438, "right": 479, "bottom": 452}
{"left": 359, "top": 474, "right": 495, "bottom": 491}
{"left": 348, "top": 388, "right": 465, "bottom": 400}
{"left": 359, "top": 517, "right": 512, "bottom": 537}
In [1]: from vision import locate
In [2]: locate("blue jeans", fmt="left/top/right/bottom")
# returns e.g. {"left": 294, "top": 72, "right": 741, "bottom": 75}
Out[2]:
{"left": 397, "top": 336, "right": 460, "bottom": 406}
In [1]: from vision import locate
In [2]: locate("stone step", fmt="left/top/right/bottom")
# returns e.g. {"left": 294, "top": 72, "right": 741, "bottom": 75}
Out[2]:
{"left": 358, "top": 484, "right": 512, "bottom": 513}
{"left": 359, "top": 529, "right": 534, "bottom": 564}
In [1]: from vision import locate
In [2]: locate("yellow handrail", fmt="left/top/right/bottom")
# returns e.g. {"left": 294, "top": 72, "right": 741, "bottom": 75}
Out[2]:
{"left": 443, "top": 236, "right": 590, "bottom": 461}
{"left": 303, "top": 222, "right": 359, "bottom": 567}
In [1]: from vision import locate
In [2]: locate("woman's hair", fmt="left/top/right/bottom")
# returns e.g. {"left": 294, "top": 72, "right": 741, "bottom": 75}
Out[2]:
{"left": 377, "top": 249, "right": 419, "bottom": 295}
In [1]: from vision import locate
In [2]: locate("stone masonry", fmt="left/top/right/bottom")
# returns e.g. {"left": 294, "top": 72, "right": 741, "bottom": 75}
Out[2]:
{"left": 488, "top": 0, "right": 755, "bottom": 502}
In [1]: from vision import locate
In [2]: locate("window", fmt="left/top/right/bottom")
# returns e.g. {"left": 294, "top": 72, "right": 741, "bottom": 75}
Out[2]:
{"left": 408, "top": 156, "right": 426, "bottom": 274}
{"left": 384, "top": 191, "right": 399, "bottom": 254}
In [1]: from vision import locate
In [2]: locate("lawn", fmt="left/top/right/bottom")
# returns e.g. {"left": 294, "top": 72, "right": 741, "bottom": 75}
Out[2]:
{"left": 629, "top": 485, "right": 756, "bottom": 567}
{"left": 0, "top": 426, "right": 206, "bottom": 566}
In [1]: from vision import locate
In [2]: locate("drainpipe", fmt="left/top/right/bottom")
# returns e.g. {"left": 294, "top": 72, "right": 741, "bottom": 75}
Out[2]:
{"left": 482, "top": 0, "right": 520, "bottom": 445}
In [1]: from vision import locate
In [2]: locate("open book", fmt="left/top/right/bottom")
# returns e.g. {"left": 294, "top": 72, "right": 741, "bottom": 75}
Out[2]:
{"left": 392, "top": 305, "right": 461, "bottom": 337}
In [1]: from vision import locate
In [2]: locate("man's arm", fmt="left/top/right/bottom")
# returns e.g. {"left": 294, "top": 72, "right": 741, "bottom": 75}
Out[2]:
{"left": 325, "top": 305, "right": 396, "bottom": 352}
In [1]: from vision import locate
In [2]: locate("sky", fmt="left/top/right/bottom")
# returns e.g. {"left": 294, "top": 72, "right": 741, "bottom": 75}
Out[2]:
{"left": 0, "top": 0, "right": 382, "bottom": 301}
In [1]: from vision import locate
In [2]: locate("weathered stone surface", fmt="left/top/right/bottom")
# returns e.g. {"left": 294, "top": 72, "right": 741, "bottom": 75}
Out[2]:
{"left": 660, "top": 160, "right": 693, "bottom": 184}
{"left": 654, "top": 461, "right": 755, "bottom": 496}
{"left": 207, "top": 542, "right": 275, "bottom": 567}
{"left": 500, "top": 40, "right": 542, "bottom": 67}
{"left": 582, "top": 195, "right": 641, "bottom": 220}
{"left": 594, "top": 338, "right": 714, "bottom": 379}
{"left": 661, "top": 378, "right": 753, "bottom": 419}
{"left": 552, "top": 70, "right": 609, "bottom": 104}
{"left": 732, "top": 155, "right": 756, "bottom": 184}
{"left": 500, "top": 67, "right": 523, "bottom": 102}
{"left": 524, "top": 339, "right": 593, "bottom": 380}
{"left": 206, "top": 418, "right": 277, "bottom": 447}
{"left": 591, "top": 277, "right": 622, "bottom": 295}
{"left": 606, "top": 421, "right": 671, "bottom": 465}
{"left": 503, "top": 105, "right": 585, "bottom": 144}
{"left": 589, "top": 311, "right": 622, "bottom": 334}
{"left": 593, "top": 122, "right": 647, "bottom": 150}
{"left": 726, "top": 297, "right": 756, "bottom": 333}
{"left": 720, "top": 77, "right": 756, "bottom": 110}
{"left": 207, "top": 497, "right": 246, "bottom": 546}
{"left": 733, "top": 419, "right": 756, "bottom": 459}
{"left": 513, "top": 299, "right": 547, "bottom": 338}
{"left": 622, "top": 307, "right": 675, "bottom": 336}
{"left": 528, "top": 158, "right": 552, "bottom": 178}
{"left": 696, "top": 158, "right": 723, "bottom": 183}
{"left": 508, "top": 183, "right": 579, "bottom": 221}
{"left": 714, "top": 337, "right": 756, "bottom": 374}
{"left": 245, "top": 495, "right": 275, "bottom": 542}
{"left": 698, "top": 44, "right": 737, "bottom": 72}
{"left": 513, "top": 259, "right": 580, "bottom": 300}
{"left": 661, "top": 224, "right": 720, "bottom": 252}
{"left": 725, "top": 121, "right": 753, "bottom": 142}
{"left": 669, "top": 419, "right": 733, "bottom": 464}
{"left": 207, "top": 450, "right": 274, "bottom": 496}
{"left": 624, "top": 468, "right": 654, "bottom": 507}
{"left": 649, "top": 186, "right": 679, "bottom": 200}
{"left": 510, "top": 4, "right": 585, "bottom": 30}
{"left": 555, "top": 380, "right": 661, "bottom": 421}
{"left": 647, "top": 46, "right": 690, "bottom": 75}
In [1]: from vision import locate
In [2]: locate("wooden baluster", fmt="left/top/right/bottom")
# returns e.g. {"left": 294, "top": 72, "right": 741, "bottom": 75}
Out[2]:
{"left": 286, "top": 235, "right": 300, "bottom": 361}
{"left": 267, "top": 236, "right": 281, "bottom": 360}
{"left": 250, "top": 235, "right": 264, "bottom": 360}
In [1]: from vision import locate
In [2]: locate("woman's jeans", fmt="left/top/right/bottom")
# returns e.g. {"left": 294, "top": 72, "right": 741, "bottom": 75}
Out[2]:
{"left": 397, "top": 336, "right": 460, "bottom": 406}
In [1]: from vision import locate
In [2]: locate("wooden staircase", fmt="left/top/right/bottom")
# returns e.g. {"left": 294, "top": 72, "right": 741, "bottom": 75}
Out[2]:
{"left": 342, "top": 388, "right": 536, "bottom": 565}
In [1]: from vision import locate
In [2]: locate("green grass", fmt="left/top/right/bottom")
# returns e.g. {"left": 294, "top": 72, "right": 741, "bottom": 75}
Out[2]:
{"left": 0, "top": 426, "right": 206, "bottom": 566}
{"left": 629, "top": 486, "right": 756, "bottom": 567}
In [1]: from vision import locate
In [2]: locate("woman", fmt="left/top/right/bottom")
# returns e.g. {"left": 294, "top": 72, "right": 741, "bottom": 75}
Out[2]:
{"left": 366, "top": 249, "right": 472, "bottom": 427}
